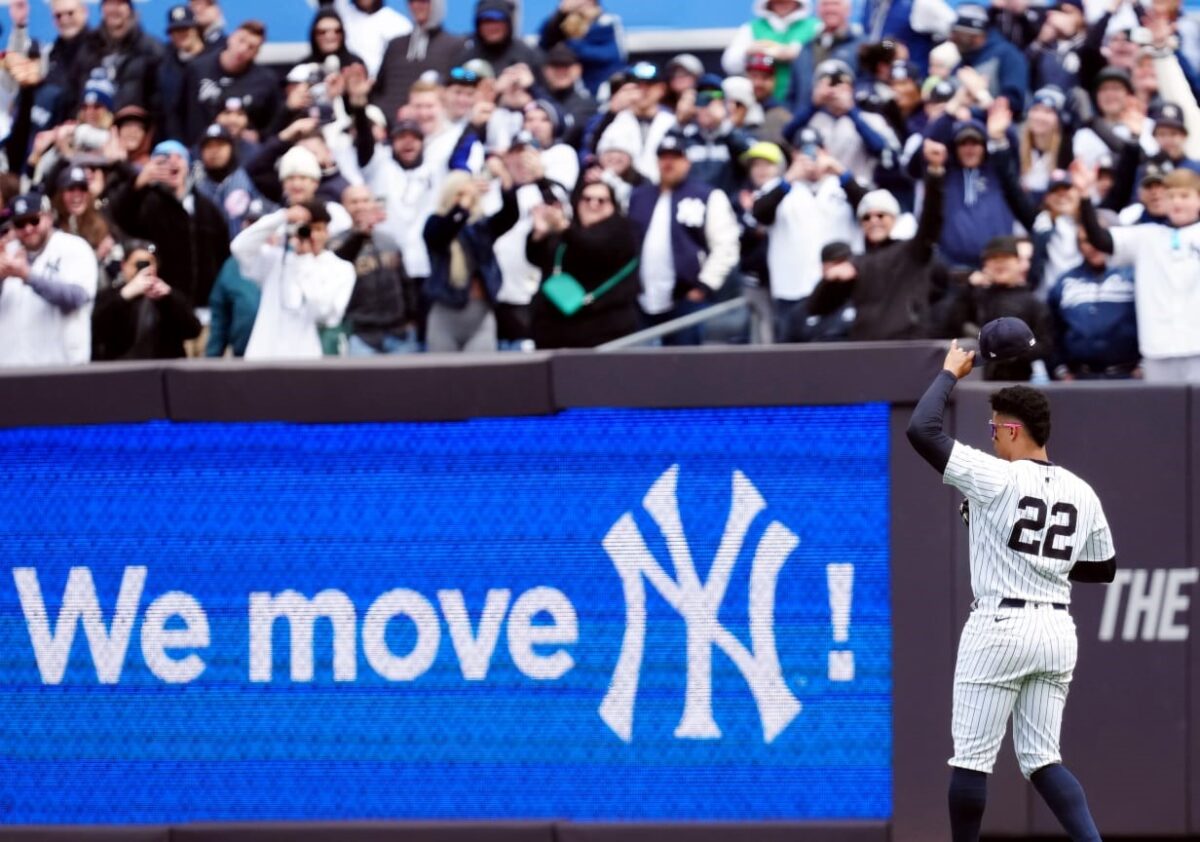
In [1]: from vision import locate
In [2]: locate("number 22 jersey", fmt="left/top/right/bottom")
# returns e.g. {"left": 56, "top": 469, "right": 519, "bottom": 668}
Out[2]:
{"left": 944, "top": 442, "right": 1116, "bottom": 604}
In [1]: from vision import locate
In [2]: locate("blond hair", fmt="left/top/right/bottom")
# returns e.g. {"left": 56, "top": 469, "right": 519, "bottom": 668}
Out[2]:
{"left": 1163, "top": 168, "right": 1200, "bottom": 193}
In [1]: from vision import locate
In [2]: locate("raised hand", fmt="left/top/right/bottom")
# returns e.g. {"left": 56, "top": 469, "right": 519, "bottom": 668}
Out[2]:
{"left": 987, "top": 97, "right": 1012, "bottom": 139}
{"left": 1069, "top": 158, "right": 1096, "bottom": 196}
{"left": 943, "top": 339, "right": 976, "bottom": 379}
{"left": 923, "top": 138, "right": 948, "bottom": 171}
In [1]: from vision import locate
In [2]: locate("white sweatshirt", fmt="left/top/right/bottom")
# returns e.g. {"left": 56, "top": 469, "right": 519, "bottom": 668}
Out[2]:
{"left": 0, "top": 231, "right": 98, "bottom": 367}
{"left": 332, "top": 0, "right": 413, "bottom": 79}
{"left": 233, "top": 210, "right": 356, "bottom": 360}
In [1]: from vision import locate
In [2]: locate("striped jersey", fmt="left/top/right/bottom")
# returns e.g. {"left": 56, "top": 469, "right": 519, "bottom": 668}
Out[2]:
{"left": 944, "top": 442, "right": 1116, "bottom": 604}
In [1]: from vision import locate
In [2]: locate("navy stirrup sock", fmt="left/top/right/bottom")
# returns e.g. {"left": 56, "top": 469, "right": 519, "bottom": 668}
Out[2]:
{"left": 1030, "top": 764, "right": 1101, "bottom": 842}
{"left": 948, "top": 767, "right": 988, "bottom": 842}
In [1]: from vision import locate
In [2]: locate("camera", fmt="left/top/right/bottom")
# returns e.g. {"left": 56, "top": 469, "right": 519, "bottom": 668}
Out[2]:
{"left": 73, "top": 124, "right": 109, "bottom": 152}
{"left": 296, "top": 224, "right": 312, "bottom": 240}
{"left": 134, "top": 259, "right": 151, "bottom": 272}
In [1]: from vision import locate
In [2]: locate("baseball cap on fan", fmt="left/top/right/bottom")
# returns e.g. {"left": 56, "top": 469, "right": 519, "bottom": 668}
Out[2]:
{"left": 978, "top": 317, "right": 1037, "bottom": 362}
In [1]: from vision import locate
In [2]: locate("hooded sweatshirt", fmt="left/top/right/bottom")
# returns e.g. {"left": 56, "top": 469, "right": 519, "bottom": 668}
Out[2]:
{"left": 456, "top": 0, "right": 544, "bottom": 77}
{"left": 305, "top": 9, "right": 367, "bottom": 70}
{"left": 722, "top": 0, "right": 821, "bottom": 100}
{"left": 373, "top": 0, "right": 465, "bottom": 125}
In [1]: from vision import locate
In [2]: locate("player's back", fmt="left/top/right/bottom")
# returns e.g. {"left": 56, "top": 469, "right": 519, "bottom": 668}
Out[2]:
{"left": 945, "top": 443, "right": 1114, "bottom": 605}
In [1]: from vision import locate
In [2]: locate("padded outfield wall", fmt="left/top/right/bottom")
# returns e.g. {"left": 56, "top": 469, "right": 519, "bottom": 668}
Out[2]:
{"left": 0, "top": 345, "right": 1195, "bottom": 841}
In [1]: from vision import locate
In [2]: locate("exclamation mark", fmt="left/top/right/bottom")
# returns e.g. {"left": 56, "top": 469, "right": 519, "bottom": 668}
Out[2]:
{"left": 827, "top": 563, "right": 855, "bottom": 682}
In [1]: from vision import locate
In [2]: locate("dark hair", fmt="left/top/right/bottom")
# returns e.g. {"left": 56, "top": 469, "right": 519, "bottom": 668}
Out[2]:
{"left": 572, "top": 179, "right": 619, "bottom": 213}
{"left": 990, "top": 386, "right": 1051, "bottom": 446}
{"left": 300, "top": 199, "right": 332, "bottom": 225}
{"left": 238, "top": 20, "right": 267, "bottom": 39}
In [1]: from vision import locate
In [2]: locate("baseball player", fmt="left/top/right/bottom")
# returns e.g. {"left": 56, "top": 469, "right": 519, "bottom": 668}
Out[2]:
{"left": 907, "top": 335, "right": 1117, "bottom": 842}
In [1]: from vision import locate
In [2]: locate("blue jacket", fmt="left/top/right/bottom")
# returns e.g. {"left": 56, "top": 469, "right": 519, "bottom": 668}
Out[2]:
{"left": 539, "top": 11, "right": 626, "bottom": 96}
{"left": 922, "top": 116, "right": 1035, "bottom": 269}
{"left": 962, "top": 31, "right": 1030, "bottom": 115}
{"left": 679, "top": 122, "right": 753, "bottom": 199}
{"left": 422, "top": 189, "right": 518, "bottom": 309}
{"left": 1047, "top": 260, "right": 1138, "bottom": 371}
{"left": 628, "top": 179, "right": 715, "bottom": 301}
{"left": 859, "top": 0, "right": 935, "bottom": 71}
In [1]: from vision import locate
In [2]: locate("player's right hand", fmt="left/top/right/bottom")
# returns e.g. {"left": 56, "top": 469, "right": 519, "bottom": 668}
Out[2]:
{"left": 943, "top": 339, "right": 975, "bottom": 379}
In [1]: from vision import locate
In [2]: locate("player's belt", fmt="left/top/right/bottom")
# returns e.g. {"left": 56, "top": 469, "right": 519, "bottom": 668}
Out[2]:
{"left": 1000, "top": 597, "right": 1067, "bottom": 610}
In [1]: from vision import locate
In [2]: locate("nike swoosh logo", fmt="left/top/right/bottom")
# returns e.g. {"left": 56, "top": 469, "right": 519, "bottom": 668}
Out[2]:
{"left": 994, "top": 617, "right": 1013, "bottom": 623}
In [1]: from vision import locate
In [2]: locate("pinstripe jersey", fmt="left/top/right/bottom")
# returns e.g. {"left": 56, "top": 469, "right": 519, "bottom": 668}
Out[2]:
{"left": 944, "top": 442, "right": 1116, "bottom": 604}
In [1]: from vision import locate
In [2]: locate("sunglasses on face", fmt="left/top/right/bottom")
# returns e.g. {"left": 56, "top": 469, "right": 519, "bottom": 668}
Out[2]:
{"left": 11, "top": 215, "right": 40, "bottom": 230}
{"left": 315, "top": 26, "right": 343, "bottom": 36}
{"left": 989, "top": 421, "right": 1023, "bottom": 440}
{"left": 579, "top": 194, "right": 613, "bottom": 206}
{"left": 54, "top": 10, "right": 78, "bottom": 20}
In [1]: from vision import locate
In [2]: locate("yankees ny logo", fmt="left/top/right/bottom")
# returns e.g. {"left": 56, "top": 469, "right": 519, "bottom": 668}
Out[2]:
{"left": 599, "top": 465, "right": 802, "bottom": 744}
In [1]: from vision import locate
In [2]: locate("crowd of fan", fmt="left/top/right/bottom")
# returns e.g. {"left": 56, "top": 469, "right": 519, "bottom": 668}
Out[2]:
{"left": 0, "top": 0, "right": 1198, "bottom": 381}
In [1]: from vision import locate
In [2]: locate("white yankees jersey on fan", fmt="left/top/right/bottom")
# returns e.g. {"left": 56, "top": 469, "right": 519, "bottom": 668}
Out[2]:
{"left": 944, "top": 442, "right": 1115, "bottom": 604}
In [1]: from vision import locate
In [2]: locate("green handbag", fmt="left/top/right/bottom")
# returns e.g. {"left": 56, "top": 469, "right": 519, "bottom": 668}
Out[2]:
{"left": 542, "top": 244, "right": 639, "bottom": 317}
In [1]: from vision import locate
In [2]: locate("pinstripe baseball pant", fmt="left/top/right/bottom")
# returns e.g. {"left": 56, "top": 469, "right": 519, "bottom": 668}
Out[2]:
{"left": 950, "top": 600, "right": 1078, "bottom": 778}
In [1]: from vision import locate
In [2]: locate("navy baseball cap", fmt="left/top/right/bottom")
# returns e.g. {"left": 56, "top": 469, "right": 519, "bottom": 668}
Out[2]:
{"left": 890, "top": 60, "right": 921, "bottom": 83}
{"left": 390, "top": 118, "right": 424, "bottom": 139}
{"left": 1153, "top": 102, "right": 1187, "bottom": 132}
{"left": 201, "top": 123, "right": 233, "bottom": 144}
{"left": 1094, "top": 66, "right": 1133, "bottom": 93}
{"left": 1031, "top": 86, "right": 1067, "bottom": 112}
{"left": 815, "top": 59, "right": 853, "bottom": 83}
{"left": 8, "top": 192, "right": 49, "bottom": 218}
{"left": 954, "top": 4, "right": 990, "bottom": 32}
{"left": 629, "top": 61, "right": 662, "bottom": 84}
{"left": 793, "top": 126, "right": 824, "bottom": 154}
{"left": 166, "top": 4, "right": 198, "bottom": 31}
{"left": 1046, "top": 168, "right": 1072, "bottom": 191}
{"left": 657, "top": 130, "right": 687, "bottom": 156}
{"left": 927, "top": 79, "right": 957, "bottom": 103}
{"left": 978, "top": 317, "right": 1037, "bottom": 361}
{"left": 58, "top": 165, "right": 90, "bottom": 191}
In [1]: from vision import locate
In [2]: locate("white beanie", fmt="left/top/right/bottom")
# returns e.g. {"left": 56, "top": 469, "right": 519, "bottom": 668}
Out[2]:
{"left": 722, "top": 76, "right": 765, "bottom": 125}
{"left": 857, "top": 189, "right": 901, "bottom": 219}
{"left": 597, "top": 119, "right": 641, "bottom": 159}
{"left": 929, "top": 41, "right": 961, "bottom": 73}
{"left": 279, "top": 146, "right": 321, "bottom": 181}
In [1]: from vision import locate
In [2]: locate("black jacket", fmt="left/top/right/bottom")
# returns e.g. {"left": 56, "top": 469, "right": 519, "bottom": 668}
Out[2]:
{"left": 179, "top": 51, "right": 283, "bottom": 145}
{"left": 92, "top": 283, "right": 202, "bottom": 360}
{"left": 109, "top": 171, "right": 231, "bottom": 308}
{"left": 809, "top": 172, "right": 948, "bottom": 340}
{"left": 525, "top": 214, "right": 641, "bottom": 349}
{"left": 455, "top": 0, "right": 544, "bottom": 77}
{"left": 73, "top": 24, "right": 165, "bottom": 114}
{"left": 970, "top": 284, "right": 1056, "bottom": 381}
{"left": 332, "top": 228, "right": 417, "bottom": 348}
{"left": 373, "top": 27, "right": 465, "bottom": 127}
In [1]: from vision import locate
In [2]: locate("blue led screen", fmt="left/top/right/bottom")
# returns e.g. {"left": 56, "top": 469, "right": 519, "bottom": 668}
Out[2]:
{"left": 0, "top": 406, "right": 891, "bottom": 823}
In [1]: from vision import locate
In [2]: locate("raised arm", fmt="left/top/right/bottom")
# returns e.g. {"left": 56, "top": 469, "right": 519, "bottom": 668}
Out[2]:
{"left": 906, "top": 341, "right": 975, "bottom": 473}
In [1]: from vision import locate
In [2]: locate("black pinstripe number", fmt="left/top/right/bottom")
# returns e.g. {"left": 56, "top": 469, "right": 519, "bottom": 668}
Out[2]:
{"left": 1007, "top": 497, "right": 1078, "bottom": 560}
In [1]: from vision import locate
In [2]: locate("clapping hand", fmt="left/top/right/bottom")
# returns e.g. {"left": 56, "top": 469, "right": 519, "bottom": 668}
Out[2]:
{"left": 0, "top": 248, "right": 30, "bottom": 280}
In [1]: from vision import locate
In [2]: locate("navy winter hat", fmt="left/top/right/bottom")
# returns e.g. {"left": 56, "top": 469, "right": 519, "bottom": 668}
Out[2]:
{"left": 978, "top": 317, "right": 1037, "bottom": 361}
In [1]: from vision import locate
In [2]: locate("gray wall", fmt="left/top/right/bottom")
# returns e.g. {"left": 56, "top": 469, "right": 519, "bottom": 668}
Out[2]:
{"left": 1, "top": 346, "right": 1194, "bottom": 841}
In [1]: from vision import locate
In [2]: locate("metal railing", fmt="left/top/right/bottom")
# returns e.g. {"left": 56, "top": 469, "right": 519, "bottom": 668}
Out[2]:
{"left": 596, "top": 297, "right": 750, "bottom": 351}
